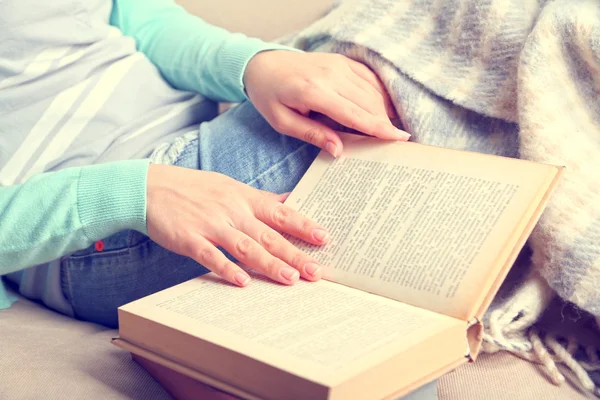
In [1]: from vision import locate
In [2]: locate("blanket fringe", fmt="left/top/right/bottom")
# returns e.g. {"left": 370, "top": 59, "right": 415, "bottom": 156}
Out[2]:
{"left": 482, "top": 329, "right": 600, "bottom": 396}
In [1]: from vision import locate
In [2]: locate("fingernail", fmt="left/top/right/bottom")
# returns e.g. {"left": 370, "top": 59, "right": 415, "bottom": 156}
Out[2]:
{"left": 235, "top": 271, "right": 251, "bottom": 286}
{"left": 279, "top": 192, "right": 291, "bottom": 203}
{"left": 394, "top": 128, "right": 411, "bottom": 141}
{"left": 325, "top": 141, "right": 338, "bottom": 157}
{"left": 280, "top": 267, "right": 300, "bottom": 282}
{"left": 312, "top": 228, "right": 330, "bottom": 243}
{"left": 305, "top": 263, "right": 322, "bottom": 277}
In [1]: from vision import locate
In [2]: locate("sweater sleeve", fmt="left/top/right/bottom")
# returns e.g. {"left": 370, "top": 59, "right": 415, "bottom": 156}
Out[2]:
{"left": 0, "top": 159, "right": 149, "bottom": 275}
{"left": 110, "top": 0, "right": 297, "bottom": 102}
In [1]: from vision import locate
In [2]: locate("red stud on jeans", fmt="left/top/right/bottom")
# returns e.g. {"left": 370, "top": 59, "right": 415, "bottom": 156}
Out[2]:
{"left": 95, "top": 240, "right": 105, "bottom": 252}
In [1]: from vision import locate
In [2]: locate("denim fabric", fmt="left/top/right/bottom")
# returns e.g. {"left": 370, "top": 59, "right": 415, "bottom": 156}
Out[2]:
{"left": 60, "top": 101, "right": 437, "bottom": 400}
{"left": 60, "top": 101, "right": 319, "bottom": 328}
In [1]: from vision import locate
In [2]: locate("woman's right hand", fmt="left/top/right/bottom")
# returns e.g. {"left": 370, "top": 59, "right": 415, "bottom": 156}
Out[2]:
{"left": 146, "top": 164, "right": 329, "bottom": 287}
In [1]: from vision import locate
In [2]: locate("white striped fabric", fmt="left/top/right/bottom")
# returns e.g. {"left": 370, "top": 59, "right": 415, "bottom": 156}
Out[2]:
{"left": 0, "top": 46, "right": 72, "bottom": 91}
{"left": 0, "top": 78, "right": 91, "bottom": 186}
{"left": 0, "top": 0, "right": 215, "bottom": 315}
{"left": 19, "top": 53, "right": 143, "bottom": 183}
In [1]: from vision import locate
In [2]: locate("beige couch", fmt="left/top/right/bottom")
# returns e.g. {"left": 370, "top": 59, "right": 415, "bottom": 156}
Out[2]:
{"left": 1, "top": 289, "right": 592, "bottom": 399}
{"left": 0, "top": 1, "right": 594, "bottom": 399}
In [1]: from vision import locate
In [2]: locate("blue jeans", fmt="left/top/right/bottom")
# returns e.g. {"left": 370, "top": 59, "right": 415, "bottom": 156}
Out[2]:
{"left": 61, "top": 101, "right": 319, "bottom": 328}
{"left": 60, "top": 101, "right": 437, "bottom": 400}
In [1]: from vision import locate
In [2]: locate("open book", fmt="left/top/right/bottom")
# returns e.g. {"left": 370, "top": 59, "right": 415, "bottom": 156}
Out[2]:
{"left": 113, "top": 135, "right": 563, "bottom": 400}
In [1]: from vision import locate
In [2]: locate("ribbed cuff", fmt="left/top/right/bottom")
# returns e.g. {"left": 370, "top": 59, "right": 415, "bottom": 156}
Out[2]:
{"left": 77, "top": 159, "right": 150, "bottom": 240}
{"left": 219, "top": 35, "right": 302, "bottom": 100}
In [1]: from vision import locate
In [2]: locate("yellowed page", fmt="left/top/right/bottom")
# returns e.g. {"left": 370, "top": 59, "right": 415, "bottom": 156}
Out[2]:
{"left": 284, "top": 135, "right": 557, "bottom": 319}
{"left": 120, "top": 273, "right": 463, "bottom": 387}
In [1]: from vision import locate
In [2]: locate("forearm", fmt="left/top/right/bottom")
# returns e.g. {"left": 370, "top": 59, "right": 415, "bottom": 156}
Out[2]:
{"left": 0, "top": 160, "right": 149, "bottom": 274}
{"left": 111, "top": 0, "right": 296, "bottom": 102}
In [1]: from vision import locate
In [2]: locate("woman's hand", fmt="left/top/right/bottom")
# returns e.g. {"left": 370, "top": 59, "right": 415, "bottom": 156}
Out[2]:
{"left": 244, "top": 51, "right": 409, "bottom": 157}
{"left": 146, "top": 164, "right": 328, "bottom": 287}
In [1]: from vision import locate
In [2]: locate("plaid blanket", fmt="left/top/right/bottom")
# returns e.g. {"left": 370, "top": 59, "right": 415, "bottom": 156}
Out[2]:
{"left": 289, "top": 0, "right": 600, "bottom": 394}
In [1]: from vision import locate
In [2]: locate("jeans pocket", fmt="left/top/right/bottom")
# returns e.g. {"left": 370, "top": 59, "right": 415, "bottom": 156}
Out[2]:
{"left": 67, "top": 230, "right": 150, "bottom": 258}
{"left": 61, "top": 231, "right": 207, "bottom": 328}
{"left": 61, "top": 230, "right": 150, "bottom": 320}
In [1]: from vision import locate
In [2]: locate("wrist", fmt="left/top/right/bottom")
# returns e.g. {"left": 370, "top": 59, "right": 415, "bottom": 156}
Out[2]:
{"left": 242, "top": 48, "right": 303, "bottom": 99}
{"left": 242, "top": 50, "right": 281, "bottom": 100}
{"left": 243, "top": 50, "right": 277, "bottom": 91}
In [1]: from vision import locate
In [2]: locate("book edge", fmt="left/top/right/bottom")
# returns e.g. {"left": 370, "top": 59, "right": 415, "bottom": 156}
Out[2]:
{"left": 471, "top": 165, "right": 565, "bottom": 321}
{"left": 112, "top": 337, "right": 262, "bottom": 400}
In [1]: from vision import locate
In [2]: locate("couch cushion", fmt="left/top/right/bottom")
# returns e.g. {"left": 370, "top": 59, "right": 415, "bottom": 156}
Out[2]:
{"left": 176, "top": 0, "right": 335, "bottom": 41}
{"left": 1, "top": 291, "right": 595, "bottom": 400}
{"left": 0, "top": 294, "right": 170, "bottom": 400}
{"left": 439, "top": 352, "right": 594, "bottom": 400}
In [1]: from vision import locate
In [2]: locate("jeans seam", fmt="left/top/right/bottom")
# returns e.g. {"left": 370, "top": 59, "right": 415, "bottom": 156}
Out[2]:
{"left": 244, "top": 142, "right": 313, "bottom": 187}
{"left": 61, "top": 257, "right": 74, "bottom": 307}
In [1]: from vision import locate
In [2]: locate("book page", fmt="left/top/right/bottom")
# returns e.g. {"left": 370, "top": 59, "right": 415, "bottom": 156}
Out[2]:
{"left": 284, "top": 136, "right": 557, "bottom": 319}
{"left": 122, "top": 273, "right": 464, "bottom": 386}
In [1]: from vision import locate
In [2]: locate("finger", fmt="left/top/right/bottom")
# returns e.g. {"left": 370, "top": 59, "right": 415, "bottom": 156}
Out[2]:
{"left": 336, "top": 74, "right": 390, "bottom": 118}
{"left": 242, "top": 219, "right": 323, "bottom": 281}
{"left": 305, "top": 89, "right": 409, "bottom": 141}
{"left": 189, "top": 236, "right": 252, "bottom": 287}
{"left": 254, "top": 194, "right": 329, "bottom": 246}
{"left": 346, "top": 60, "right": 397, "bottom": 118}
{"left": 275, "top": 192, "right": 291, "bottom": 203}
{"left": 269, "top": 104, "right": 344, "bottom": 157}
{"left": 217, "top": 225, "right": 300, "bottom": 285}
{"left": 345, "top": 59, "right": 388, "bottom": 97}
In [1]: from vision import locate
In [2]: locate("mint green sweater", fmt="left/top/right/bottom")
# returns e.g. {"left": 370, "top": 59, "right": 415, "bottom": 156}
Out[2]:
{"left": 0, "top": 0, "right": 289, "bottom": 309}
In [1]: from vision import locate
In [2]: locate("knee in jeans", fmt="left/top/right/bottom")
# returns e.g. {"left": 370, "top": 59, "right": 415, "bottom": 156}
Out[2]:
{"left": 150, "top": 131, "right": 198, "bottom": 166}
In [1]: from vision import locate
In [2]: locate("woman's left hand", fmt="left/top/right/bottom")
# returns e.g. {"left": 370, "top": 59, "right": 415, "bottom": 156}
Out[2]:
{"left": 244, "top": 51, "right": 409, "bottom": 158}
